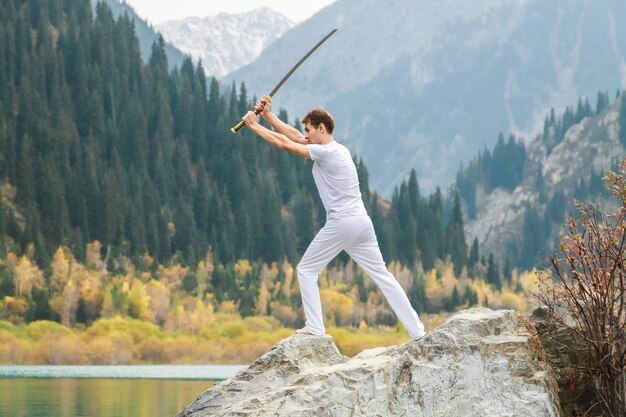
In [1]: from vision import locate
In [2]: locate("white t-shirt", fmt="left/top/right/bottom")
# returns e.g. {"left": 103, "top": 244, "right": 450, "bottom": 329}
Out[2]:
{"left": 307, "top": 141, "right": 367, "bottom": 219}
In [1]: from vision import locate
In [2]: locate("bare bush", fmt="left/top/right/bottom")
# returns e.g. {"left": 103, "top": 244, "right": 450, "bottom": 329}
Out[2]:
{"left": 536, "top": 158, "right": 626, "bottom": 417}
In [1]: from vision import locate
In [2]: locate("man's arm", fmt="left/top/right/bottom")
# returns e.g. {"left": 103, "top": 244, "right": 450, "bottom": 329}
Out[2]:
{"left": 256, "top": 98, "right": 308, "bottom": 145}
{"left": 243, "top": 111, "right": 310, "bottom": 159}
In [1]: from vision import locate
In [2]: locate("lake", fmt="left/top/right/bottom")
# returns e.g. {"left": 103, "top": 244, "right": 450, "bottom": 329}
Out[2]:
{"left": 0, "top": 365, "right": 246, "bottom": 417}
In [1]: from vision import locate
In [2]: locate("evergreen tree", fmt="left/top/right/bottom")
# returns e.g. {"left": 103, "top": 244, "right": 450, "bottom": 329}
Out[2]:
{"left": 464, "top": 286, "right": 478, "bottom": 306}
{"left": 293, "top": 191, "right": 315, "bottom": 254}
{"left": 445, "top": 192, "right": 467, "bottom": 275}
{"left": 522, "top": 205, "right": 547, "bottom": 268}
{"left": 486, "top": 253, "right": 501, "bottom": 289}
{"left": 468, "top": 238, "right": 479, "bottom": 272}
{"left": 595, "top": 91, "right": 608, "bottom": 114}
{"left": 393, "top": 182, "right": 417, "bottom": 266}
{"left": 503, "top": 258, "right": 512, "bottom": 284}
{"left": 536, "top": 163, "right": 547, "bottom": 203}
{"left": 408, "top": 271, "right": 426, "bottom": 313}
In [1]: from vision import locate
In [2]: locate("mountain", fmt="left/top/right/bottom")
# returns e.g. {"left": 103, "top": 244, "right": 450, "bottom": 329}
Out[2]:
{"left": 91, "top": 0, "right": 188, "bottom": 68}
{"left": 225, "top": 0, "right": 626, "bottom": 196}
{"left": 460, "top": 92, "right": 626, "bottom": 267}
{"left": 155, "top": 8, "right": 294, "bottom": 79}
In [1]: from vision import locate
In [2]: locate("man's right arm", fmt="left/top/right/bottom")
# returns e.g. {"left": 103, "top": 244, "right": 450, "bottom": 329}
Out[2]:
{"left": 243, "top": 111, "right": 310, "bottom": 159}
{"left": 263, "top": 111, "right": 308, "bottom": 145}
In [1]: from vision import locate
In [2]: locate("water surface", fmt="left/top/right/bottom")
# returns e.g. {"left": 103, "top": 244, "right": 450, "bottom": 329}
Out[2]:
{"left": 0, "top": 365, "right": 245, "bottom": 417}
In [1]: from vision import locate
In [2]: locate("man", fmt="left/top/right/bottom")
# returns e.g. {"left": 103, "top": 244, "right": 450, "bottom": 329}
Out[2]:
{"left": 242, "top": 98, "right": 425, "bottom": 340}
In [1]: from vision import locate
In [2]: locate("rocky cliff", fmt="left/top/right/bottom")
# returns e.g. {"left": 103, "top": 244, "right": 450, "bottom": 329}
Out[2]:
{"left": 177, "top": 308, "right": 562, "bottom": 417}
{"left": 465, "top": 97, "right": 625, "bottom": 264}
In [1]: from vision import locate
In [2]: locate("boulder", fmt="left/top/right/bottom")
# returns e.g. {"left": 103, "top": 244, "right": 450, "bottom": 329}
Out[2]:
{"left": 177, "top": 308, "right": 562, "bottom": 417}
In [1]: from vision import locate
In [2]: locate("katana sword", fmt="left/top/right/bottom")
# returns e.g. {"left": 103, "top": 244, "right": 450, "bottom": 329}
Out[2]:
{"left": 230, "top": 28, "right": 338, "bottom": 134}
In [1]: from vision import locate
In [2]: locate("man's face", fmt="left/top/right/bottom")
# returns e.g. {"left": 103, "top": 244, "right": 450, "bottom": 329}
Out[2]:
{"left": 304, "top": 122, "right": 323, "bottom": 144}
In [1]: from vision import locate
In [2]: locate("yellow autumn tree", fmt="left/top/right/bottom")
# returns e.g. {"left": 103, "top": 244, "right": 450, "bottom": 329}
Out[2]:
{"left": 0, "top": 296, "right": 28, "bottom": 324}
{"left": 127, "top": 280, "right": 153, "bottom": 321}
{"left": 75, "top": 264, "right": 106, "bottom": 322}
{"left": 195, "top": 259, "right": 210, "bottom": 295}
{"left": 164, "top": 304, "right": 187, "bottom": 332}
{"left": 13, "top": 255, "right": 43, "bottom": 298}
{"left": 186, "top": 298, "right": 214, "bottom": 334}
{"left": 85, "top": 241, "right": 105, "bottom": 270}
{"left": 50, "top": 247, "right": 71, "bottom": 293}
{"left": 49, "top": 279, "right": 80, "bottom": 326}
{"left": 145, "top": 279, "right": 170, "bottom": 325}
{"left": 255, "top": 282, "right": 269, "bottom": 316}
{"left": 157, "top": 263, "right": 188, "bottom": 291}
{"left": 234, "top": 259, "right": 252, "bottom": 277}
{"left": 320, "top": 288, "right": 355, "bottom": 327}
{"left": 270, "top": 301, "right": 297, "bottom": 326}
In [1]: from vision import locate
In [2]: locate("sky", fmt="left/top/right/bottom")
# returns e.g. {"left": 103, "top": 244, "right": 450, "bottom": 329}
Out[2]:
{"left": 121, "top": 0, "right": 337, "bottom": 24}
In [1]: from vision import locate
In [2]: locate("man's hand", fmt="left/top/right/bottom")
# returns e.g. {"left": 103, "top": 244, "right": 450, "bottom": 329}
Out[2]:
{"left": 255, "top": 97, "right": 271, "bottom": 119}
{"left": 243, "top": 111, "right": 260, "bottom": 128}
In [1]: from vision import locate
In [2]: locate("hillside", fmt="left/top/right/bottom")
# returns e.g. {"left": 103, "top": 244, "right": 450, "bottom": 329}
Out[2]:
{"left": 91, "top": 0, "right": 188, "bottom": 69}
{"left": 0, "top": 0, "right": 501, "bottom": 326}
{"left": 458, "top": 92, "right": 626, "bottom": 267}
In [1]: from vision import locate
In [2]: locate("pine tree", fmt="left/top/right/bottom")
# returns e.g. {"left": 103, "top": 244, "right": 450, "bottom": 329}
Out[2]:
{"left": 486, "top": 253, "right": 501, "bottom": 289}
{"left": 469, "top": 238, "right": 479, "bottom": 271}
{"left": 445, "top": 192, "right": 467, "bottom": 275}
{"left": 595, "top": 91, "right": 608, "bottom": 114}
{"left": 293, "top": 191, "right": 315, "bottom": 254}
{"left": 536, "top": 163, "right": 547, "bottom": 203}
{"left": 503, "top": 258, "right": 512, "bottom": 284}
{"left": 393, "top": 182, "right": 417, "bottom": 266}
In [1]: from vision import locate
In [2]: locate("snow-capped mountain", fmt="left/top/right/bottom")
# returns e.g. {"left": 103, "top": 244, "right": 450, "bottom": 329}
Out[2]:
{"left": 156, "top": 8, "right": 294, "bottom": 78}
{"left": 225, "top": 0, "right": 626, "bottom": 196}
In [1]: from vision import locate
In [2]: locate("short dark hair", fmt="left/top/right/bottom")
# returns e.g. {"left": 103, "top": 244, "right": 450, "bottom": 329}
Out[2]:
{"left": 302, "top": 108, "right": 334, "bottom": 134}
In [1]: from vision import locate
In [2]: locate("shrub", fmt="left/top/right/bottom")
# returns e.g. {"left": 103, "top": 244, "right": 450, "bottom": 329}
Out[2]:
{"left": 86, "top": 332, "right": 135, "bottom": 364}
{"left": 0, "top": 330, "right": 30, "bottom": 363}
{"left": 83, "top": 316, "right": 160, "bottom": 344}
{"left": 25, "top": 320, "right": 72, "bottom": 340}
{"left": 536, "top": 158, "right": 626, "bottom": 417}
{"left": 31, "top": 334, "right": 85, "bottom": 364}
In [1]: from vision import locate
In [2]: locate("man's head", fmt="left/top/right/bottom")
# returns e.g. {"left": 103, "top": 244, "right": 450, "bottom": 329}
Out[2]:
{"left": 302, "top": 108, "right": 334, "bottom": 145}
{"left": 302, "top": 108, "right": 334, "bottom": 134}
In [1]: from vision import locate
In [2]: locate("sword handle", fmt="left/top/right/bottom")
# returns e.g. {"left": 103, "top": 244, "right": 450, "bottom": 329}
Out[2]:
{"left": 230, "top": 96, "right": 272, "bottom": 134}
{"left": 230, "top": 112, "right": 256, "bottom": 134}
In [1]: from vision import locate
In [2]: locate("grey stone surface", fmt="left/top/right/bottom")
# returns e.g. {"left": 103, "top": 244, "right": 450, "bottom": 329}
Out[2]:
{"left": 177, "top": 308, "right": 562, "bottom": 417}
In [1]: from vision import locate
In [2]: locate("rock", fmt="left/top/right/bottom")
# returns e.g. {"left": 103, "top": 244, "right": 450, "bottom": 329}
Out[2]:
{"left": 531, "top": 308, "right": 598, "bottom": 416}
{"left": 177, "top": 308, "right": 562, "bottom": 417}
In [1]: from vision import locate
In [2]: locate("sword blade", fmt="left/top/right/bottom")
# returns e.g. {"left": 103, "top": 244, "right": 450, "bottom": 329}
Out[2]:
{"left": 267, "top": 28, "right": 338, "bottom": 98}
{"left": 231, "top": 28, "right": 338, "bottom": 134}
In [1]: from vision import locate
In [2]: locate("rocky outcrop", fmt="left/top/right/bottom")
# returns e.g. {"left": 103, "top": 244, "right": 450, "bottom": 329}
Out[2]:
{"left": 466, "top": 98, "right": 624, "bottom": 263}
{"left": 531, "top": 308, "right": 598, "bottom": 416}
{"left": 177, "top": 308, "right": 562, "bottom": 417}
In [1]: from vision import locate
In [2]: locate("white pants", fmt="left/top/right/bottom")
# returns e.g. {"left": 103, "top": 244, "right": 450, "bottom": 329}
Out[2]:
{"left": 297, "top": 214, "right": 425, "bottom": 339}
